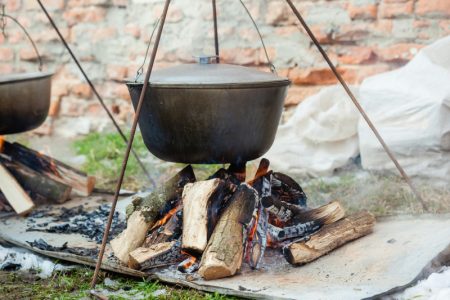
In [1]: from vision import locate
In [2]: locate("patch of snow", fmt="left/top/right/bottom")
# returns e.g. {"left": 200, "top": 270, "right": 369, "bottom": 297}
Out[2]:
{"left": 396, "top": 267, "right": 450, "bottom": 300}
{"left": 0, "top": 245, "right": 69, "bottom": 278}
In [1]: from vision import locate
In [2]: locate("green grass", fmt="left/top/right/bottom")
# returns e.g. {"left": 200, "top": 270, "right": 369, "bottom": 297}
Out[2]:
{"left": 72, "top": 132, "right": 153, "bottom": 190}
{"left": 0, "top": 268, "right": 237, "bottom": 300}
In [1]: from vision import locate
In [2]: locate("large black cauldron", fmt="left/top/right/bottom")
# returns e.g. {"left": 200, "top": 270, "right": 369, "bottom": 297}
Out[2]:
{"left": 126, "top": 62, "right": 290, "bottom": 164}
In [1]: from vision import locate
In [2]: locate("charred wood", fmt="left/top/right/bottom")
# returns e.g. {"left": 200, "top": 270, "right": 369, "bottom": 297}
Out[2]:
{"left": 2, "top": 141, "right": 95, "bottom": 196}
{"left": 112, "top": 166, "right": 195, "bottom": 265}
{"left": 178, "top": 255, "right": 199, "bottom": 274}
{"left": 128, "top": 240, "right": 185, "bottom": 270}
{"left": 198, "top": 184, "right": 258, "bottom": 280}
{"left": 0, "top": 154, "right": 72, "bottom": 204}
{"left": 271, "top": 172, "right": 307, "bottom": 207}
{"left": 284, "top": 211, "right": 376, "bottom": 265}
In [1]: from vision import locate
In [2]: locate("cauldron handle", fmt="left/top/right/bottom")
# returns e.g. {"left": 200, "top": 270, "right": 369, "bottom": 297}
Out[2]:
{"left": 1, "top": 6, "right": 44, "bottom": 71}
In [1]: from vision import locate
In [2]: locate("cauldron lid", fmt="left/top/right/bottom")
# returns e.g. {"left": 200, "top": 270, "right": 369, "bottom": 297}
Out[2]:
{"left": 127, "top": 63, "right": 290, "bottom": 88}
{"left": 0, "top": 71, "right": 53, "bottom": 85}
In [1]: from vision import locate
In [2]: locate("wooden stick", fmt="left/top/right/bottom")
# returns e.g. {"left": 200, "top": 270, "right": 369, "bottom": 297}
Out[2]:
{"left": 198, "top": 184, "right": 258, "bottom": 280}
{"left": 182, "top": 179, "right": 223, "bottom": 255}
{"left": 0, "top": 162, "right": 35, "bottom": 215}
{"left": 2, "top": 141, "right": 95, "bottom": 196}
{"left": 284, "top": 211, "right": 375, "bottom": 265}
{"left": 0, "top": 154, "right": 72, "bottom": 204}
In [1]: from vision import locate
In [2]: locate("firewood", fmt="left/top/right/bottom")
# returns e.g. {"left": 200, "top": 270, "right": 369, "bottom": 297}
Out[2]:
{"left": 0, "top": 154, "right": 72, "bottom": 204}
{"left": 198, "top": 184, "right": 258, "bottom": 280}
{"left": 112, "top": 165, "right": 195, "bottom": 265}
{"left": 2, "top": 141, "right": 95, "bottom": 196}
{"left": 284, "top": 211, "right": 376, "bottom": 265}
{"left": 0, "top": 162, "right": 35, "bottom": 215}
{"left": 128, "top": 241, "right": 184, "bottom": 270}
{"left": 182, "top": 179, "right": 224, "bottom": 255}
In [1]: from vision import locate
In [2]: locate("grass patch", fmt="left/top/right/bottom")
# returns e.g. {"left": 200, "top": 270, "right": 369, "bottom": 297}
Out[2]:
{"left": 302, "top": 172, "right": 450, "bottom": 217}
{"left": 72, "top": 132, "right": 153, "bottom": 190}
{"left": 0, "top": 268, "right": 237, "bottom": 300}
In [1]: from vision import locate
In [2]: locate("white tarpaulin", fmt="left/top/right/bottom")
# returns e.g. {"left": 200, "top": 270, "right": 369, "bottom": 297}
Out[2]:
{"left": 266, "top": 85, "right": 360, "bottom": 176}
{"left": 358, "top": 36, "right": 450, "bottom": 183}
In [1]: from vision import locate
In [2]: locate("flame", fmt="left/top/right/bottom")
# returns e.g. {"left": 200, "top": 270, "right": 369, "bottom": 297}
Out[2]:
{"left": 179, "top": 251, "right": 197, "bottom": 269}
{"left": 244, "top": 210, "right": 260, "bottom": 262}
{"left": 150, "top": 205, "right": 180, "bottom": 231}
{"left": 0, "top": 136, "right": 4, "bottom": 153}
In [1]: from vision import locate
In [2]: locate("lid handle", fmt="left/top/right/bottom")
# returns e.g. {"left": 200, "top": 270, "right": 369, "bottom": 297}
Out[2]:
{"left": 193, "top": 55, "right": 218, "bottom": 65}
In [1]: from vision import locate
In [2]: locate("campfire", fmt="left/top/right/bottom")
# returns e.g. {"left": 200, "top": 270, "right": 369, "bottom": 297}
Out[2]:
{"left": 0, "top": 139, "right": 95, "bottom": 216}
{"left": 111, "top": 159, "right": 375, "bottom": 280}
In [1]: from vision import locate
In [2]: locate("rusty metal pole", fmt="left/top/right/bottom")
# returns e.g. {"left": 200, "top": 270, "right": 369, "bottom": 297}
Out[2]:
{"left": 90, "top": 0, "right": 172, "bottom": 288}
{"left": 212, "top": 0, "right": 220, "bottom": 63}
{"left": 36, "top": 0, "right": 155, "bottom": 187}
{"left": 284, "top": 0, "right": 428, "bottom": 211}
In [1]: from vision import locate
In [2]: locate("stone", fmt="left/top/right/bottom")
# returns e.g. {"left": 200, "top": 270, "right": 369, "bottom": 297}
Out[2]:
{"left": 63, "top": 7, "right": 106, "bottom": 26}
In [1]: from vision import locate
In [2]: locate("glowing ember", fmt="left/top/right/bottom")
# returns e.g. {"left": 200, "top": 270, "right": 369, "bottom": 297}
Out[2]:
{"left": 150, "top": 205, "right": 181, "bottom": 231}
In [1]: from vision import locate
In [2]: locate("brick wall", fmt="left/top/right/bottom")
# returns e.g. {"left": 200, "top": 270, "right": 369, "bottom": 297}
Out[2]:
{"left": 1, "top": 0, "right": 449, "bottom": 136}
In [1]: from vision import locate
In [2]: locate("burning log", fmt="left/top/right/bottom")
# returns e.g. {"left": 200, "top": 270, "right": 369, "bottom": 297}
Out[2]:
{"left": 198, "top": 184, "right": 258, "bottom": 280}
{"left": 181, "top": 178, "right": 225, "bottom": 255}
{"left": 0, "top": 154, "right": 72, "bottom": 204}
{"left": 128, "top": 241, "right": 185, "bottom": 270}
{"left": 178, "top": 254, "right": 199, "bottom": 273}
{"left": 111, "top": 165, "right": 195, "bottom": 265}
{"left": 271, "top": 172, "right": 307, "bottom": 207}
{"left": 144, "top": 207, "right": 182, "bottom": 246}
{"left": 0, "top": 162, "right": 35, "bottom": 215}
{"left": 284, "top": 211, "right": 376, "bottom": 265}
{"left": 2, "top": 141, "right": 95, "bottom": 196}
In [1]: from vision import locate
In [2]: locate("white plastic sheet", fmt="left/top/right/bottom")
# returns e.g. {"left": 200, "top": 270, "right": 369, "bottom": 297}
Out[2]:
{"left": 358, "top": 36, "right": 450, "bottom": 183}
{"left": 266, "top": 85, "right": 360, "bottom": 176}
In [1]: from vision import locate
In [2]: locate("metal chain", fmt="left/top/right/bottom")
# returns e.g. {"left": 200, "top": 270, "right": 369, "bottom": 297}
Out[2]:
{"left": 238, "top": 0, "right": 277, "bottom": 74}
{"left": 135, "top": 18, "right": 161, "bottom": 81}
{"left": 0, "top": 4, "right": 6, "bottom": 36}
{"left": 0, "top": 10, "right": 43, "bottom": 71}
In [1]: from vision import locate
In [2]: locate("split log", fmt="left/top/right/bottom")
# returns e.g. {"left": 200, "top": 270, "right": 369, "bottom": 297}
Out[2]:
{"left": 198, "top": 184, "right": 258, "bottom": 280}
{"left": 128, "top": 241, "right": 184, "bottom": 270}
{"left": 0, "top": 162, "right": 35, "bottom": 215}
{"left": 0, "top": 154, "right": 72, "bottom": 204}
{"left": 284, "top": 211, "right": 376, "bottom": 265}
{"left": 2, "top": 141, "right": 95, "bottom": 196}
{"left": 112, "top": 165, "right": 195, "bottom": 264}
{"left": 182, "top": 178, "right": 225, "bottom": 255}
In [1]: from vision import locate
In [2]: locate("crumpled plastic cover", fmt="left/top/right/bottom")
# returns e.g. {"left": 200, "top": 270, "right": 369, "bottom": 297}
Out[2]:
{"left": 266, "top": 85, "right": 360, "bottom": 177}
{"left": 358, "top": 36, "right": 450, "bottom": 184}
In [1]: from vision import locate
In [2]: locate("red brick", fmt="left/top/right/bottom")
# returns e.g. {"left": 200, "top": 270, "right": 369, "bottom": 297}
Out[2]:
{"left": 439, "top": 20, "right": 450, "bottom": 34}
{"left": 416, "top": 0, "right": 450, "bottom": 17}
{"left": 284, "top": 85, "right": 323, "bottom": 107}
{"left": 288, "top": 68, "right": 339, "bottom": 85}
{"left": 92, "top": 27, "right": 117, "bottom": 42}
{"left": 376, "top": 43, "right": 424, "bottom": 63}
{"left": 6, "top": 0, "right": 21, "bottom": 11}
{"left": 71, "top": 83, "right": 92, "bottom": 99}
{"left": 337, "top": 47, "right": 374, "bottom": 65}
{"left": 113, "top": 84, "right": 131, "bottom": 101}
{"left": 342, "top": 64, "right": 392, "bottom": 84}
{"left": 0, "top": 48, "right": 14, "bottom": 61}
{"left": 221, "top": 48, "right": 259, "bottom": 66}
{"left": 124, "top": 23, "right": 141, "bottom": 39}
{"left": 63, "top": 7, "right": 106, "bottom": 26}
{"left": 413, "top": 19, "right": 431, "bottom": 29}
{"left": 379, "top": 0, "right": 414, "bottom": 18}
{"left": 310, "top": 25, "right": 333, "bottom": 44}
{"left": 0, "top": 64, "right": 13, "bottom": 73}
{"left": 348, "top": 4, "right": 377, "bottom": 20}
{"left": 265, "top": 1, "right": 290, "bottom": 25}
{"left": 274, "top": 26, "right": 298, "bottom": 37}
{"left": 67, "top": 0, "right": 109, "bottom": 7}
{"left": 107, "top": 65, "right": 128, "bottom": 81}
{"left": 334, "top": 24, "right": 370, "bottom": 43}
{"left": 19, "top": 48, "right": 40, "bottom": 61}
